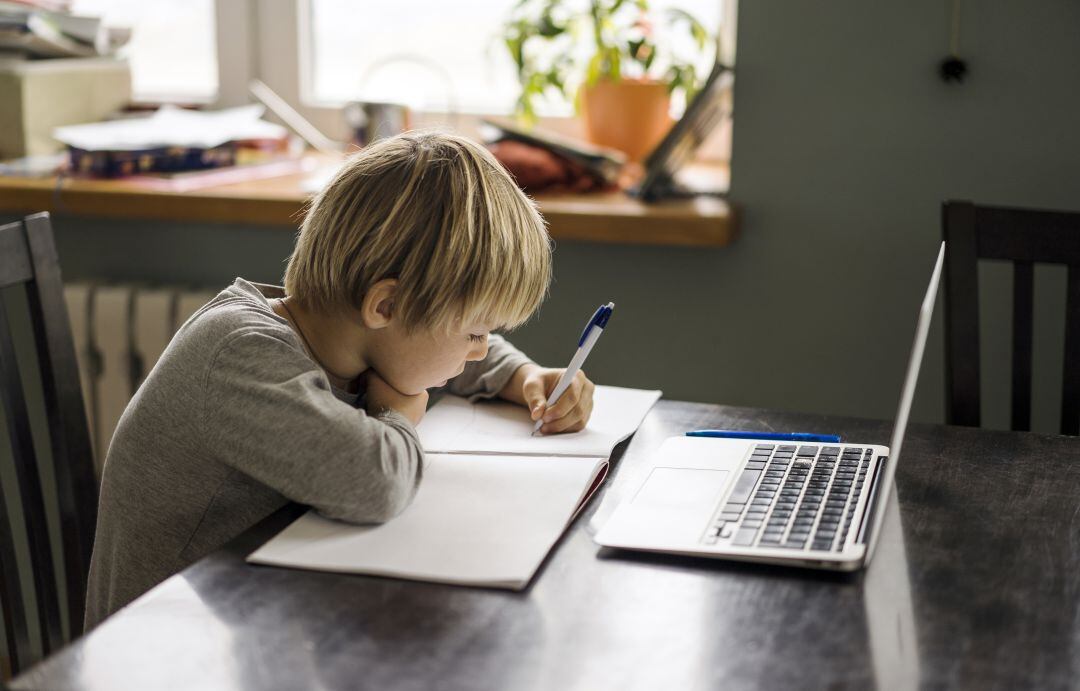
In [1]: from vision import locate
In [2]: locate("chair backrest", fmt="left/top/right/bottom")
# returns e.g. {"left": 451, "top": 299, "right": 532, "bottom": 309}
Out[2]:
{"left": 942, "top": 200, "right": 1080, "bottom": 435}
{"left": 0, "top": 213, "right": 98, "bottom": 677}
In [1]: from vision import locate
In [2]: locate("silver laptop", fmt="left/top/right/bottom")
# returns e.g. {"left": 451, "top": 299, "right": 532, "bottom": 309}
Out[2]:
{"left": 594, "top": 242, "right": 945, "bottom": 571}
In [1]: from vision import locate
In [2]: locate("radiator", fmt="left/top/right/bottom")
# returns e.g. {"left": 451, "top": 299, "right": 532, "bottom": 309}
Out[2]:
{"left": 64, "top": 284, "right": 218, "bottom": 478}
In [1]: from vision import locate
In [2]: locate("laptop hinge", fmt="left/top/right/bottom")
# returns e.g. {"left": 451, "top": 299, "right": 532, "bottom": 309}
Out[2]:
{"left": 856, "top": 455, "right": 887, "bottom": 545}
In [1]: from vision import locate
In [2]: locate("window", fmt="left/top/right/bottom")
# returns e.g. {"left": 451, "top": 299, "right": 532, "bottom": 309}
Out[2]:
{"left": 71, "top": 0, "right": 219, "bottom": 103}
{"left": 307, "top": 0, "right": 727, "bottom": 117}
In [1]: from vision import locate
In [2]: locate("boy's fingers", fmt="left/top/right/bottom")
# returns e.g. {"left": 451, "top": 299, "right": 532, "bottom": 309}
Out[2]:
{"left": 543, "top": 407, "right": 587, "bottom": 434}
{"left": 543, "top": 384, "right": 580, "bottom": 422}
{"left": 522, "top": 376, "right": 548, "bottom": 420}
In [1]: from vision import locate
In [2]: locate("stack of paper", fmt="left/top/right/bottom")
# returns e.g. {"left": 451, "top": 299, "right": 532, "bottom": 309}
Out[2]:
{"left": 248, "top": 385, "right": 661, "bottom": 589}
{"left": 0, "top": 1, "right": 131, "bottom": 59}
{"left": 53, "top": 105, "right": 288, "bottom": 152}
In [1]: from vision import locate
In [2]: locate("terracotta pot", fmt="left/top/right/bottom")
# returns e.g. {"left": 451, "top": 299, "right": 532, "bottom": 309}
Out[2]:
{"left": 579, "top": 78, "right": 672, "bottom": 162}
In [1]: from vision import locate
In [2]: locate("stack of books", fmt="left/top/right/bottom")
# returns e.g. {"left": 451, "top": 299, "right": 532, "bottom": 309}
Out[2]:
{"left": 52, "top": 104, "right": 310, "bottom": 190}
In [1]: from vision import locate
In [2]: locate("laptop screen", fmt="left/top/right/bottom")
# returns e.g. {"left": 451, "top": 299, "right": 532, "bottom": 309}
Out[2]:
{"left": 865, "top": 242, "right": 946, "bottom": 560}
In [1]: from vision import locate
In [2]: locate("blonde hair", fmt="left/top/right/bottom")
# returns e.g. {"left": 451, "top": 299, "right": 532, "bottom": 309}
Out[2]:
{"left": 284, "top": 132, "right": 551, "bottom": 332}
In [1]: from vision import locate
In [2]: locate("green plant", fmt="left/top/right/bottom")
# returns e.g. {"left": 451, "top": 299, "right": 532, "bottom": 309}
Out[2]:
{"left": 502, "top": 0, "right": 715, "bottom": 124}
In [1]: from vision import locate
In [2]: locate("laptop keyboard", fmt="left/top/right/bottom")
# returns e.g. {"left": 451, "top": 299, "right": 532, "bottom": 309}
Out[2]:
{"left": 704, "top": 444, "right": 873, "bottom": 552}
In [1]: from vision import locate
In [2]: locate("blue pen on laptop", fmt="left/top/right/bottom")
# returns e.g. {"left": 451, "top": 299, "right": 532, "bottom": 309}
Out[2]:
{"left": 532, "top": 302, "right": 614, "bottom": 436}
{"left": 685, "top": 430, "right": 842, "bottom": 443}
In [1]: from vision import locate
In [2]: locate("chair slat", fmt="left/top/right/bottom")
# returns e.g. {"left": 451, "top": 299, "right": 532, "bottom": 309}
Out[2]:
{"left": 1, "top": 458, "right": 33, "bottom": 677}
{"left": 943, "top": 201, "right": 982, "bottom": 427}
{"left": 1011, "top": 262, "right": 1034, "bottom": 431}
{"left": 23, "top": 213, "right": 98, "bottom": 633}
{"left": 0, "top": 223, "right": 33, "bottom": 289}
{"left": 0, "top": 301, "right": 65, "bottom": 661}
{"left": 1062, "top": 265, "right": 1080, "bottom": 436}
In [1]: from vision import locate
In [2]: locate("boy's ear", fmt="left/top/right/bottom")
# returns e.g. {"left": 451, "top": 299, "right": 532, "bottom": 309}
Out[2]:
{"left": 361, "top": 279, "right": 398, "bottom": 329}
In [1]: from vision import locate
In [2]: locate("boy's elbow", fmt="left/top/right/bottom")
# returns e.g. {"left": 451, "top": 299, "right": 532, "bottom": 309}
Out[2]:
{"left": 327, "top": 453, "right": 421, "bottom": 524}
{"left": 371, "top": 437, "right": 423, "bottom": 519}
{"left": 362, "top": 472, "right": 417, "bottom": 523}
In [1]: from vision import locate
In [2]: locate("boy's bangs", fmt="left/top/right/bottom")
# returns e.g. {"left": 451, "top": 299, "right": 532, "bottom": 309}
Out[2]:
{"left": 461, "top": 266, "right": 548, "bottom": 332}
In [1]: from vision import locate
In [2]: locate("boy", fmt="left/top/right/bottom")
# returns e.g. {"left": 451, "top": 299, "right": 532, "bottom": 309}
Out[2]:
{"left": 85, "top": 133, "right": 595, "bottom": 628}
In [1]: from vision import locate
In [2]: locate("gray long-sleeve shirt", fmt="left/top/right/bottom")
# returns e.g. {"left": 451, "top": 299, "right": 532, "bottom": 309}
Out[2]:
{"left": 84, "top": 278, "right": 532, "bottom": 629}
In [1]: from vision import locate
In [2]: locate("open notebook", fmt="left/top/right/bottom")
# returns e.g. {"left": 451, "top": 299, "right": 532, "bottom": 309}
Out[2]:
{"left": 248, "top": 385, "right": 661, "bottom": 589}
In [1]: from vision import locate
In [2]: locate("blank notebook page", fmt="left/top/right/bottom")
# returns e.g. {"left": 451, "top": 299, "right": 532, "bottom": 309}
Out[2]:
{"left": 418, "top": 385, "right": 661, "bottom": 457}
{"left": 247, "top": 453, "right": 604, "bottom": 588}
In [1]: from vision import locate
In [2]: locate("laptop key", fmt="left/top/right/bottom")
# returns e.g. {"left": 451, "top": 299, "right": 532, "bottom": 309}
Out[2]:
{"left": 728, "top": 468, "right": 762, "bottom": 504}
{"left": 732, "top": 527, "right": 759, "bottom": 546}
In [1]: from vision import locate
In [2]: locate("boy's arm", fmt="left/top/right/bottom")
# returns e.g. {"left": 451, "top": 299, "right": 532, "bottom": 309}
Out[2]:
{"left": 444, "top": 333, "right": 534, "bottom": 400}
{"left": 203, "top": 330, "right": 423, "bottom": 524}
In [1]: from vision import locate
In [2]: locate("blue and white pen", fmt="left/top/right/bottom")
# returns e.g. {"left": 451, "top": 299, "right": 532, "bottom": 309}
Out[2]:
{"left": 685, "top": 430, "right": 842, "bottom": 443}
{"left": 532, "top": 302, "right": 614, "bottom": 435}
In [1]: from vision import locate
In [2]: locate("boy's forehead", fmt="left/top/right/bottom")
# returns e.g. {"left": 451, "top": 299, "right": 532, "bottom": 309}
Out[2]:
{"left": 463, "top": 319, "right": 494, "bottom": 332}
{"left": 433, "top": 314, "right": 494, "bottom": 333}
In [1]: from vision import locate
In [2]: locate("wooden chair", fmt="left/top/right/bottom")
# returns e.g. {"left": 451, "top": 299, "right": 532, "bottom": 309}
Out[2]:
{"left": 0, "top": 213, "right": 98, "bottom": 678}
{"left": 942, "top": 200, "right": 1080, "bottom": 435}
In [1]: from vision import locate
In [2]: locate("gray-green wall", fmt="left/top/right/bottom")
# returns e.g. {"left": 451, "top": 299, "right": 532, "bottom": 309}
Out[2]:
{"left": 32, "top": 0, "right": 1080, "bottom": 435}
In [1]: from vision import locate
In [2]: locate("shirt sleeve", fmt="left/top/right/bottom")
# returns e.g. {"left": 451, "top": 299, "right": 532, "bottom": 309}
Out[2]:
{"left": 201, "top": 328, "right": 423, "bottom": 524}
{"left": 445, "top": 333, "right": 534, "bottom": 401}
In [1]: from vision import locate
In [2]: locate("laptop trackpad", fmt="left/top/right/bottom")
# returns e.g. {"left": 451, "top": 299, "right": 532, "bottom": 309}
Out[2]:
{"left": 635, "top": 467, "right": 729, "bottom": 508}
{"left": 623, "top": 467, "right": 730, "bottom": 542}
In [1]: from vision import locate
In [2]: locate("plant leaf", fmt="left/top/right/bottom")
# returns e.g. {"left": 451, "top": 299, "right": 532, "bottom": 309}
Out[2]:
{"left": 607, "top": 46, "right": 621, "bottom": 80}
{"left": 505, "top": 37, "right": 524, "bottom": 72}
{"left": 585, "top": 50, "right": 604, "bottom": 86}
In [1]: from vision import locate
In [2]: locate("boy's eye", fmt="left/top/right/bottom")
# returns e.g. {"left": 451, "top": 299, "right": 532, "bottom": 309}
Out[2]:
{"left": 468, "top": 334, "right": 486, "bottom": 343}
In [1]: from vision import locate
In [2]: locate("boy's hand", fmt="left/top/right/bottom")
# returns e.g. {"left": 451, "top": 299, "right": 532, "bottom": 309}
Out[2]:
{"left": 365, "top": 370, "right": 428, "bottom": 426}
{"left": 503, "top": 364, "right": 595, "bottom": 435}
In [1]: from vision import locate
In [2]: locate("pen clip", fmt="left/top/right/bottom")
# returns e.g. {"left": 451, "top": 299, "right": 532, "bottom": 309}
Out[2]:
{"left": 578, "top": 302, "right": 614, "bottom": 347}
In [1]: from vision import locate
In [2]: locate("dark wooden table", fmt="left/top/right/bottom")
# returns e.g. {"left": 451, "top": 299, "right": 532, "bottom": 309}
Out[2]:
{"left": 12, "top": 401, "right": 1080, "bottom": 690}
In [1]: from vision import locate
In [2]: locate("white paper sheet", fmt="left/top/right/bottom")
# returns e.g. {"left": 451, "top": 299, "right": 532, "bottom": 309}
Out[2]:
{"left": 417, "top": 385, "right": 661, "bottom": 457}
{"left": 248, "top": 454, "right": 606, "bottom": 588}
{"left": 52, "top": 104, "right": 287, "bottom": 151}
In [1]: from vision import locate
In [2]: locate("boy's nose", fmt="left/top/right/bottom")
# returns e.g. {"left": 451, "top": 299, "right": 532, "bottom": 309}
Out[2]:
{"left": 467, "top": 340, "right": 489, "bottom": 362}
